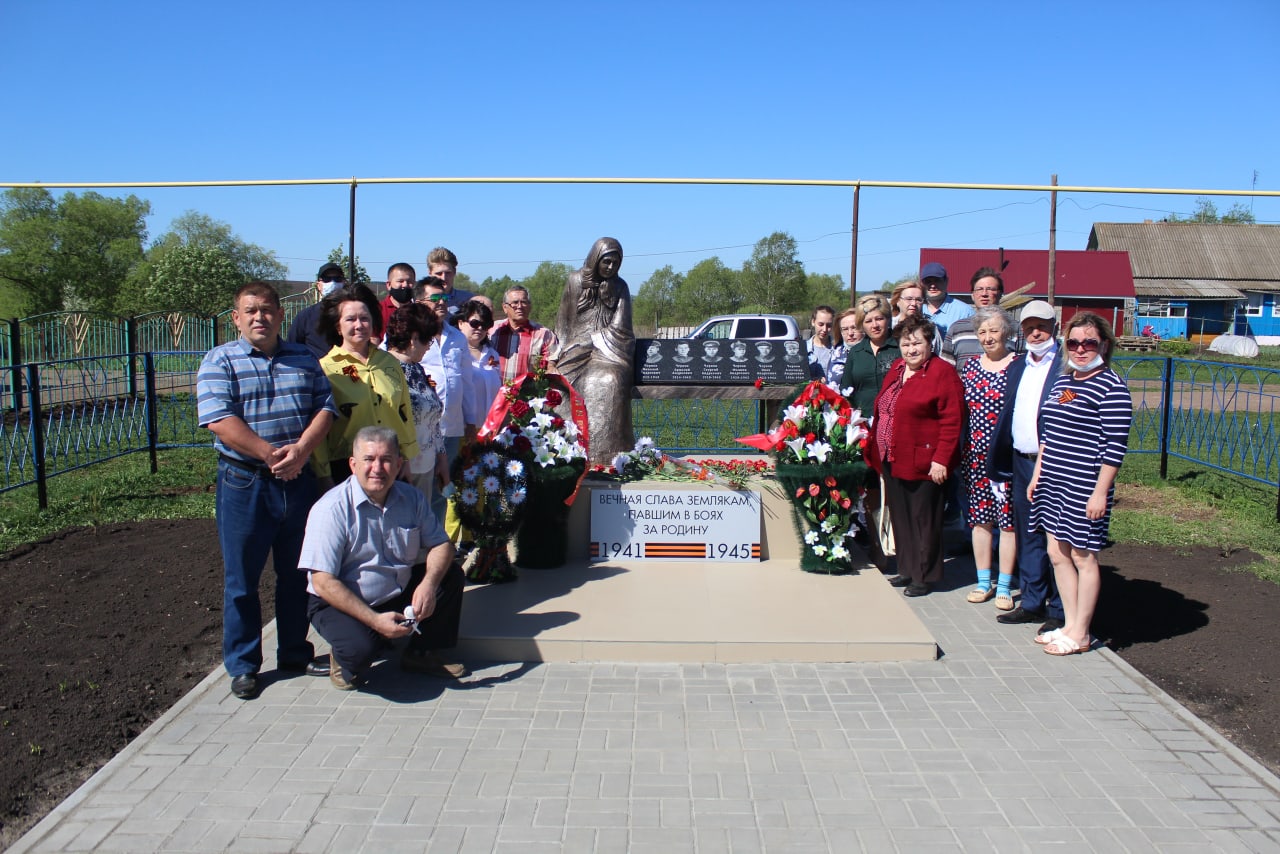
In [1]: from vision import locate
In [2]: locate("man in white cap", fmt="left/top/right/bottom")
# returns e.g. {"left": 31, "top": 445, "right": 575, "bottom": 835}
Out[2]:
{"left": 986, "top": 300, "right": 1065, "bottom": 635}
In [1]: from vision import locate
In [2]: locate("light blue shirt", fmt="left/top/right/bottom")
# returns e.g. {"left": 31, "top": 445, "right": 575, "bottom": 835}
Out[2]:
{"left": 923, "top": 296, "right": 974, "bottom": 338}
{"left": 300, "top": 476, "right": 449, "bottom": 606}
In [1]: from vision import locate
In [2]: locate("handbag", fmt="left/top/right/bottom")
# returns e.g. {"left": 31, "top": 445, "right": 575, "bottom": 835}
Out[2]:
{"left": 875, "top": 475, "right": 896, "bottom": 557}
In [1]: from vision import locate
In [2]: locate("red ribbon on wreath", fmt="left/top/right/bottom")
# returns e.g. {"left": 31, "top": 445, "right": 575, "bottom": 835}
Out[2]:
{"left": 477, "top": 370, "right": 591, "bottom": 505}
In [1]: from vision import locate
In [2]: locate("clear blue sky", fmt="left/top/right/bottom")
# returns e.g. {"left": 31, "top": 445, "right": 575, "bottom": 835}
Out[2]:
{"left": 3, "top": 0, "right": 1277, "bottom": 293}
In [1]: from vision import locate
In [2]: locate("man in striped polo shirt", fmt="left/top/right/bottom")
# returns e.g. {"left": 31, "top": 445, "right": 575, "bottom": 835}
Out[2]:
{"left": 490, "top": 285, "right": 559, "bottom": 383}
{"left": 197, "top": 282, "right": 338, "bottom": 700}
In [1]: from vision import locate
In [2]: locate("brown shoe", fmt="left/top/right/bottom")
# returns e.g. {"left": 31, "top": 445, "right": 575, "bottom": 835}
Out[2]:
{"left": 401, "top": 648, "right": 468, "bottom": 679}
{"left": 329, "top": 653, "right": 355, "bottom": 691}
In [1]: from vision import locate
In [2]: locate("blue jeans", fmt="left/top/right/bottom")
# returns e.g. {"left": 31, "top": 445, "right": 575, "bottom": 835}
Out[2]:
{"left": 216, "top": 460, "right": 317, "bottom": 677}
{"left": 1011, "top": 453, "right": 1063, "bottom": 619}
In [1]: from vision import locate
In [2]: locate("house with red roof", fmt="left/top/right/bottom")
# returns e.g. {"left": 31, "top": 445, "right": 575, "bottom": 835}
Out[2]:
{"left": 917, "top": 248, "right": 1136, "bottom": 333}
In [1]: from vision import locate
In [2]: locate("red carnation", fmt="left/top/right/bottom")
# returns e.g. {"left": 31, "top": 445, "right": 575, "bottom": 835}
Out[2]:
{"left": 753, "top": 378, "right": 764, "bottom": 389}
{"left": 510, "top": 399, "right": 530, "bottom": 418}
{"left": 513, "top": 435, "right": 532, "bottom": 453}
{"left": 551, "top": 416, "right": 565, "bottom": 429}
{"left": 804, "top": 432, "right": 816, "bottom": 443}
{"left": 546, "top": 389, "right": 563, "bottom": 406}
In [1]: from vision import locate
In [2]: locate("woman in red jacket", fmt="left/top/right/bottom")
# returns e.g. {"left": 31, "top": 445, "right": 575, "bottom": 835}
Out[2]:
{"left": 865, "top": 315, "right": 965, "bottom": 597}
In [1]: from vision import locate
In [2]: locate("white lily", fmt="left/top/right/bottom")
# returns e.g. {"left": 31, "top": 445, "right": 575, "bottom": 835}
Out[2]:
{"left": 783, "top": 404, "right": 808, "bottom": 425}
{"left": 806, "top": 440, "right": 832, "bottom": 463}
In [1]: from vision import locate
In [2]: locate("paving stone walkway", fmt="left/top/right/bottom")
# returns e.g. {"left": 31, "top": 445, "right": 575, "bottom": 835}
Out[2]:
{"left": 13, "top": 556, "right": 1280, "bottom": 853}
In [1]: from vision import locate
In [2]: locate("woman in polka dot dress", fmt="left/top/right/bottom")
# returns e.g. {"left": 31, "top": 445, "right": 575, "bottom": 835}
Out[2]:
{"left": 960, "top": 306, "right": 1018, "bottom": 609}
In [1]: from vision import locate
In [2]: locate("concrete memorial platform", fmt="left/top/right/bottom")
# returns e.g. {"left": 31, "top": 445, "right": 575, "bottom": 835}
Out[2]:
{"left": 457, "top": 475, "right": 938, "bottom": 663}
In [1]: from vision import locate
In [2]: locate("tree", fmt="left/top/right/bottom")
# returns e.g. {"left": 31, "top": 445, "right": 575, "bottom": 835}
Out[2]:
{"left": 520, "top": 261, "right": 572, "bottom": 327}
{"left": 741, "top": 231, "right": 807, "bottom": 314}
{"left": 633, "top": 265, "right": 683, "bottom": 332}
{"left": 676, "top": 257, "right": 742, "bottom": 322}
{"left": 327, "top": 246, "right": 371, "bottom": 286}
{"left": 1165, "top": 197, "right": 1257, "bottom": 225}
{"left": 145, "top": 244, "right": 245, "bottom": 315}
{"left": 805, "top": 272, "right": 850, "bottom": 312}
{"left": 153, "top": 211, "right": 287, "bottom": 281}
{"left": 0, "top": 188, "right": 149, "bottom": 314}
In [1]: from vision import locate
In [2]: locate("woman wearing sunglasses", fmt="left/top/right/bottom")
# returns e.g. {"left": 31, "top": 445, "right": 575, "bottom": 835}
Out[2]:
{"left": 1027, "top": 312, "right": 1133, "bottom": 656}
{"left": 454, "top": 299, "right": 504, "bottom": 420}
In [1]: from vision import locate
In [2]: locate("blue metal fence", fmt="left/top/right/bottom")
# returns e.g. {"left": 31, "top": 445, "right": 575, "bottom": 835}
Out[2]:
{"left": 5, "top": 353, "right": 1280, "bottom": 515}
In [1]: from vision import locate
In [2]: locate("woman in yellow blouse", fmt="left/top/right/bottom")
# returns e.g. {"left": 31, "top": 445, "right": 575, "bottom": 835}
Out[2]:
{"left": 313, "top": 284, "right": 418, "bottom": 485}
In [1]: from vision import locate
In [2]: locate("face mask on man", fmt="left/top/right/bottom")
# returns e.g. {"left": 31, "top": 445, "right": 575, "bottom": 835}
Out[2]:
{"left": 390, "top": 286, "right": 414, "bottom": 304}
{"left": 1027, "top": 338, "right": 1056, "bottom": 357}
{"left": 321, "top": 279, "right": 344, "bottom": 296}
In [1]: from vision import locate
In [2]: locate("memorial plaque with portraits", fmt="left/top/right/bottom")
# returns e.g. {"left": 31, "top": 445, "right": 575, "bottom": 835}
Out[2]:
{"left": 635, "top": 338, "right": 811, "bottom": 385}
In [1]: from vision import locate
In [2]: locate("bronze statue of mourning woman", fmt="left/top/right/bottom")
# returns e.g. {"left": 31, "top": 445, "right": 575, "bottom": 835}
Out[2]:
{"left": 554, "top": 237, "right": 636, "bottom": 467}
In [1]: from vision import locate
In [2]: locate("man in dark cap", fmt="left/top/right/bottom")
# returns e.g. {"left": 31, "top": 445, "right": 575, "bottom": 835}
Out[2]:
{"left": 919, "top": 262, "right": 973, "bottom": 338}
{"left": 287, "top": 262, "right": 347, "bottom": 359}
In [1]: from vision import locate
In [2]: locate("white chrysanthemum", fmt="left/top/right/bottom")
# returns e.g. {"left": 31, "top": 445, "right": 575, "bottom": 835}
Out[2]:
{"left": 483, "top": 475, "right": 500, "bottom": 493}
{"left": 610, "top": 453, "right": 631, "bottom": 473}
{"left": 635, "top": 436, "right": 656, "bottom": 451}
{"left": 783, "top": 404, "right": 808, "bottom": 425}
{"left": 806, "top": 440, "right": 832, "bottom": 463}
{"left": 804, "top": 530, "right": 820, "bottom": 545}
{"left": 506, "top": 459, "right": 524, "bottom": 477}
{"left": 460, "top": 487, "right": 479, "bottom": 506}
{"left": 508, "top": 486, "right": 527, "bottom": 505}
{"left": 482, "top": 452, "right": 501, "bottom": 470}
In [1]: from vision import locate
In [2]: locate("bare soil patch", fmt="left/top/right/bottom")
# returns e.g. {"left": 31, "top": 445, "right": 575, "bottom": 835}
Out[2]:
{"left": 0, "top": 522, "right": 1277, "bottom": 847}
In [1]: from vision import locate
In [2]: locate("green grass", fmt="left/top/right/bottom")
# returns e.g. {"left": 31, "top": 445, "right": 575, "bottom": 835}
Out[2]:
{"left": 1112, "top": 454, "right": 1280, "bottom": 583}
{"left": 0, "top": 447, "right": 217, "bottom": 554}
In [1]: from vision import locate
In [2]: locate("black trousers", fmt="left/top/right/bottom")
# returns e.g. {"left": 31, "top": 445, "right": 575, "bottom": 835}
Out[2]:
{"left": 308, "top": 562, "right": 465, "bottom": 680}
{"left": 882, "top": 460, "right": 945, "bottom": 585}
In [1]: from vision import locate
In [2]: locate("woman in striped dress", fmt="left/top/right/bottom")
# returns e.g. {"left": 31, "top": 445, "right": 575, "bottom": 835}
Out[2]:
{"left": 1028, "top": 312, "right": 1133, "bottom": 656}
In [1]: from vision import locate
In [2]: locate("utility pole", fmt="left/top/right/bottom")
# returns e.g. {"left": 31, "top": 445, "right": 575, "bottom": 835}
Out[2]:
{"left": 849, "top": 185, "right": 860, "bottom": 302}
{"left": 1047, "top": 174, "right": 1058, "bottom": 306}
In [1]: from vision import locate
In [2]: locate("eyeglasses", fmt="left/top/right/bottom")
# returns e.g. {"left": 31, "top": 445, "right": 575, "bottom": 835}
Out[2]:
{"left": 320, "top": 276, "right": 345, "bottom": 284}
{"left": 972, "top": 286, "right": 1000, "bottom": 294}
{"left": 466, "top": 319, "right": 492, "bottom": 330}
{"left": 425, "top": 294, "right": 449, "bottom": 303}
{"left": 1065, "top": 338, "right": 1101, "bottom": 352}
{"left": 504, "top": 300, "right": 530, "bottom": 308}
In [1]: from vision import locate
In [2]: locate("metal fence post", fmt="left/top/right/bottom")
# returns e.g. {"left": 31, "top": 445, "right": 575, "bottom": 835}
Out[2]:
{"left": 9, "top": 318, "right": 22, "bottom": 413}
{"left": 126, "top": 317, "right": 138, "bottom": 399}
{"left": 145, "top": 352, "right": 159, "bottom": 474}
{"left": 1159, "top": 356, "right": 1174, "bottom": 480}
{"left": 27, "top": 364, "right": 47, "bottom": 509}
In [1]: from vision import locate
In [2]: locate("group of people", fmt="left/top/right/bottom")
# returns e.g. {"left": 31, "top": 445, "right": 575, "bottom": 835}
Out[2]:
{"left": 196, "top": 248, "right": 561, "bottom": 700}
{"left": 809, "top": 263, "right": 1133, "bottom": 657}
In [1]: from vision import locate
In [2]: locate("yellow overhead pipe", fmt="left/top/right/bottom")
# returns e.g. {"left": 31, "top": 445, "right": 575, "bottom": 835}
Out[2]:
{"left": 0, "top": 176, "right": 1277, "bottom": 197}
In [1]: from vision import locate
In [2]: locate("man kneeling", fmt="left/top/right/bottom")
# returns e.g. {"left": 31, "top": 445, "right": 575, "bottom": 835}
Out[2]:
{"left": 300, "top": 425, "right": 467, "bottom": 689}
